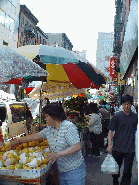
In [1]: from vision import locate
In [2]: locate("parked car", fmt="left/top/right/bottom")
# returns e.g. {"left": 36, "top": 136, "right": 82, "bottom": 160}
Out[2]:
{"left": 0, "top": 101, "right": 33, "bottom": 141}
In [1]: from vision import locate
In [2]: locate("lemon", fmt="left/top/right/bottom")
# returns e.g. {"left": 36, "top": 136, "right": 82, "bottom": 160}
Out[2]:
{"left": 22, "top": 143, "right": 29, "bottom": 148}
{"left": 7, "top": 165, "right": 15, "bottom": 170}
{"left": 25, "top": 166, "right": 32, "bottom": 169}
{"left": 35, "top": 167, "right": 41, "bottom": 169}
{"left": 43, "top": 152, "right": 48, "bottom": 157}
{"left": 15, "top": 163, "right": 23, "bottom": 169}
{"left": 25, "top": 152, "right": 30, "bottom": 157}
{"left": 7, "top": 153, "right": 15, "bottom": 159}
{"left": 22, "top": 164, "right": 27, "bottom": 169}
{"left": 43, "top": 158, "right": 49, "bottom": 164}
{"left": 1, "top": 159, "right": 5, "bottom": 166}
{"left": 11, "top": 157, "right": 16, "bottom": 164}
{"left": 29, "top": 156, "right": 35, "bottom": 160}
{"left": 40, "top": 164, "right": 46, "bottom": 168}
{"left": 1, "top": 167, "right": 6, "bottom": 169}
{"left": 29, "top": 150, "right": 34, "bottom": 154}
{"left": 36, "top": 159, "right": 41, "bottom": 166}
{"left": 15, "top": 155, "right": 20, "bottom": 161}
{"left": 26, "top": 158, "right": 31, "bottom": 163}
{"left": 21, "top": 148, "right": 29, "bottom": 153}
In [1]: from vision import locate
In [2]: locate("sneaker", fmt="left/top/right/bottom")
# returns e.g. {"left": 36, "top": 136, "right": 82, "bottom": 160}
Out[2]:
{"left": 95, "top": 155, "right": 100, "bottom": 158}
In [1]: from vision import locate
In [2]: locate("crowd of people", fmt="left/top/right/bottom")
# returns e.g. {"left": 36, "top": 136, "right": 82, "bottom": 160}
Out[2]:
{"left": 10, "top": 94, "right": 138, "bottom": 185}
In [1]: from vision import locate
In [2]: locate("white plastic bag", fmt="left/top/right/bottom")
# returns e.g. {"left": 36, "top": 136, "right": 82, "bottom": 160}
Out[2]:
{"left": 101, "top": 154, "right": 119, "bottom": 174}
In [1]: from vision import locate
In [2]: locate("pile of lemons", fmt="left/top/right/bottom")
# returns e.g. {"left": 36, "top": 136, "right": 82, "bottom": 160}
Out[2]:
{"left": 0, "top": 139, "right": 50, "bottom": 170}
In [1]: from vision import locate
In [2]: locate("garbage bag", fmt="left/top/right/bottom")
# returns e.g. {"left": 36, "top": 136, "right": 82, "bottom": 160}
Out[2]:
{"left": 101, "top": 154, "right": 119, "bottom": 174}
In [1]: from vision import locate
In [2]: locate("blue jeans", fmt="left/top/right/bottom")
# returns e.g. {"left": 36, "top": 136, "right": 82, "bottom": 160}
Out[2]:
{"left": 58, "top": 162, "right": 86, "bottom": 185}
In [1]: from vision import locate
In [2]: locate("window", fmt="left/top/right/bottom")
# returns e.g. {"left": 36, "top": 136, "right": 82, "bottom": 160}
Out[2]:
{"left": 25, "top": 20, "right": 28, "bottom": 29}
{"left": 12, "top": 0, "right": 16, "bottom": 6}
{"left": 5, "top": 14, "right": 10, "bottom": 29}
{"left": 43, "top": 39, "right": 45, "bottom": 45}
{"left": 37, "top": 33, "right": 38, "bottom": 43}
{"left": 0, "top": 9, "right": 5, "bottom": 25}
{"left": 9, "top": 17, "right": 14, "bottom": 32}
{"left": 21, "top": 16, "right": 24, "bottom": 28}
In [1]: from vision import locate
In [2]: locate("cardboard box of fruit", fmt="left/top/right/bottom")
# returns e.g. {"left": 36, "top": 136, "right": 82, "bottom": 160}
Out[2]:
{"left": 0, "top": 139, "right": 52, "bottom": 178}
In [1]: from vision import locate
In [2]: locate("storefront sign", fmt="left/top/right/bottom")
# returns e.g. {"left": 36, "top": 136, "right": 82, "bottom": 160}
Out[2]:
{"left": 118, "top": 73, "right": 124, "bottom": 85}
{"left": 109, "top": 57, "right": 116, "bottom": 78}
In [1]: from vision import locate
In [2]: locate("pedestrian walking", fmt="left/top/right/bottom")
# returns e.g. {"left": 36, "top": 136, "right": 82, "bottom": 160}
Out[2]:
{"left": 99, "top": 103, "right": 110, "bottom": 150}
{"left": 11, "top": 103, "right": 86, "bottom": 185}
{"left": 107, "top": 94, "right": 138, "bottom": 185}
{"left": 135, "top": 124, "right": 138, "bottom": 174}
{"left": 110, "top": 102, "right": 115, "bottom": 116}
{"left": 88, "top": 102, "right": 102, "bottom": 158}
{"left": 114, "top": 101, "right": 119, "bottom": 113}
{"left": 118, "top": 102, "right": 137, "bottom": 113}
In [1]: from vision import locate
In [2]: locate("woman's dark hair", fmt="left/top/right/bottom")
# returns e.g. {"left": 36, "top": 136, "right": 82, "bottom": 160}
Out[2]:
{"left": 115, "top": 101, "right": 119, "bottom": 107}
{"left": 121, "top": 94, "right": 133, "bottom": 104}
{"left": 89, "top": 102, "right": 99, "bottom": 114}
{"left": 42, "top": 103, "right": 66, "bottom": 122}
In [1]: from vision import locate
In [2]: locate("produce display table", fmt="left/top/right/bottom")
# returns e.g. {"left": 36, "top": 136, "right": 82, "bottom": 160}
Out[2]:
{"left": 0, "top": 164, "right": 53, "bottom": 185}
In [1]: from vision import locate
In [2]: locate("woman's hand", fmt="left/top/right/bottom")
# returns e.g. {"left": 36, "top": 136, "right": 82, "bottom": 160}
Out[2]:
{"left": 47, "top": 152, "right": 58, "bottom": 164}
{"left": 107, "top": 145, "right": 112, "bottom": 153}
{"left": 10, "top": 139, "right": 20, "bottom": 150}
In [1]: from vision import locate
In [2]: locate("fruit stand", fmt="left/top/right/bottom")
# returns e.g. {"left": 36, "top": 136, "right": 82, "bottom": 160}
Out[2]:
{"left": 0, "top": 139, "right": 54, "bottom": 185}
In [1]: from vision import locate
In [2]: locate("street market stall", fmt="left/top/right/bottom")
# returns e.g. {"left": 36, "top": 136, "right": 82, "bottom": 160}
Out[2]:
{"left": 0, "top": 139, "right": 53, "bottom": 185}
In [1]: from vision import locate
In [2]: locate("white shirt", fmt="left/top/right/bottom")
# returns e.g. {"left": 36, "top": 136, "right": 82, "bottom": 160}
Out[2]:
{"left": 118, "top": 105, "right": 137, "bottom": 113}
{"left": 88, "top": 113, "right": 102, "bottom": 134}
{"left": 39, "top": 120, "right": 84, "bottom": 173}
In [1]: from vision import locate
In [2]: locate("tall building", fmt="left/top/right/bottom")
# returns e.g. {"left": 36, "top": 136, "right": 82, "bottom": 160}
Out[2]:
{"left": 47, "top": 33, "right": 73, "bottom": 51}
{"left": 0, "top": 0, "right": 20, "bottom": 48}
{"left": 18, "top": 5, "right": 48, "bottom": 47}
{"left": 96, "top": 32, "right": 114, "bottom": 79}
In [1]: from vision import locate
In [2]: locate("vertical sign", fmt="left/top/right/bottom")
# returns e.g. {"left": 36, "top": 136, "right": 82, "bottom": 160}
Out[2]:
{"left": 118, "top": 73, "right": 124, "bottom": 85}
{"left": 109, "top": 57, "right": 116, "bottom": 78}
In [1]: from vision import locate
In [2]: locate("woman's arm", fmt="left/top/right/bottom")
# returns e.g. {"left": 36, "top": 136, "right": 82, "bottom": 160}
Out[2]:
{"left": 59, "top": 142, "right": 81, "bottom": 157}
{"left": 11, "top": 133, "right": 41, "bottom": 149}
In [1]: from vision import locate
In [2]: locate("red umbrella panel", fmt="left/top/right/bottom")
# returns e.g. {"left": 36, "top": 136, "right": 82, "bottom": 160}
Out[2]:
{"left": 3, "top": 78, "right": 23, "bottom": 85}
{"left": 25, "top": 87, "right": 34, "bottom": 94}
{"left": 46, "top": 61, "right": 106, "bottom": 89}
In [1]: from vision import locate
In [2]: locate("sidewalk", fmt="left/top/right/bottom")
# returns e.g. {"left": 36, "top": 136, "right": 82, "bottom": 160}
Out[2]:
{"left": 85, "top": 151, "right": 138, "bottom": 185}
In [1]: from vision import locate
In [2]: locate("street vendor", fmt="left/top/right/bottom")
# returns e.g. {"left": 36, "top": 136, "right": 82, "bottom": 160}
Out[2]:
{"left": 11, "top": 103, "right": 86, "bottom": 185}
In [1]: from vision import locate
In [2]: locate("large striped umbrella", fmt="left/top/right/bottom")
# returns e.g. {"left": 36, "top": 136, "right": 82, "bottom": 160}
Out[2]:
{"left": 0, "top": 46, "right": 47, "bottom": 83}
{"left": 15, "top": 45, "right": 106, "bottom": 89}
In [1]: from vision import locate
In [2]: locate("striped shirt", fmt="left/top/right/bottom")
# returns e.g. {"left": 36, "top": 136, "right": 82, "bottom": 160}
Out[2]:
{"left": 39, "top": 120, "right": 84, "bottom": 173}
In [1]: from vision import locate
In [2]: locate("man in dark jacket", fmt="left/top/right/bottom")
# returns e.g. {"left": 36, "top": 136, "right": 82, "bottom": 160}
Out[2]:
{"left": 107, "top": 94, "right": 138, "bottom": 185}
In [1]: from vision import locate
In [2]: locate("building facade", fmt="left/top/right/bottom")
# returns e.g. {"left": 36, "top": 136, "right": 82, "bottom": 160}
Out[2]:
{"left": 96, "top": 32, "right": 114, "bottom": 79}
{"left": 47, "top": 33, "right": 73, "bottom": 51}
{"left": 0, "top": 0, "right": 20, "bottom": 49}
{"left": 18, "top": 5, "right": 48, "bottom": 47}
{"left": 119, "top": 0, "right": 138, "bottom": 102}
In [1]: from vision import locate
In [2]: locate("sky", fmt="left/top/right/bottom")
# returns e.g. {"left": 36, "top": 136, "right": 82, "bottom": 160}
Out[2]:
{"left": 20, "top": 0, "right": 116, "bottom": 66}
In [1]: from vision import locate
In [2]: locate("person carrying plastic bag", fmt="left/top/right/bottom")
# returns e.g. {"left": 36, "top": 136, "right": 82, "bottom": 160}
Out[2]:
{"left": 107, "top": 94, "right": 138, "bottom": 185}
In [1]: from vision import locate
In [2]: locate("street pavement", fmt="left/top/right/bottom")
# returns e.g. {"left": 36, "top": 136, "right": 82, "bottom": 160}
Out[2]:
{"left": 85, "top": 151, "right": 138, "bottom": 185}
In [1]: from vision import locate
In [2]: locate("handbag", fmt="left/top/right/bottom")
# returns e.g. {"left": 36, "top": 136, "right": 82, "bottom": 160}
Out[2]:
{"left": 101, "top": 154, "right": 119, "bottom": 174}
